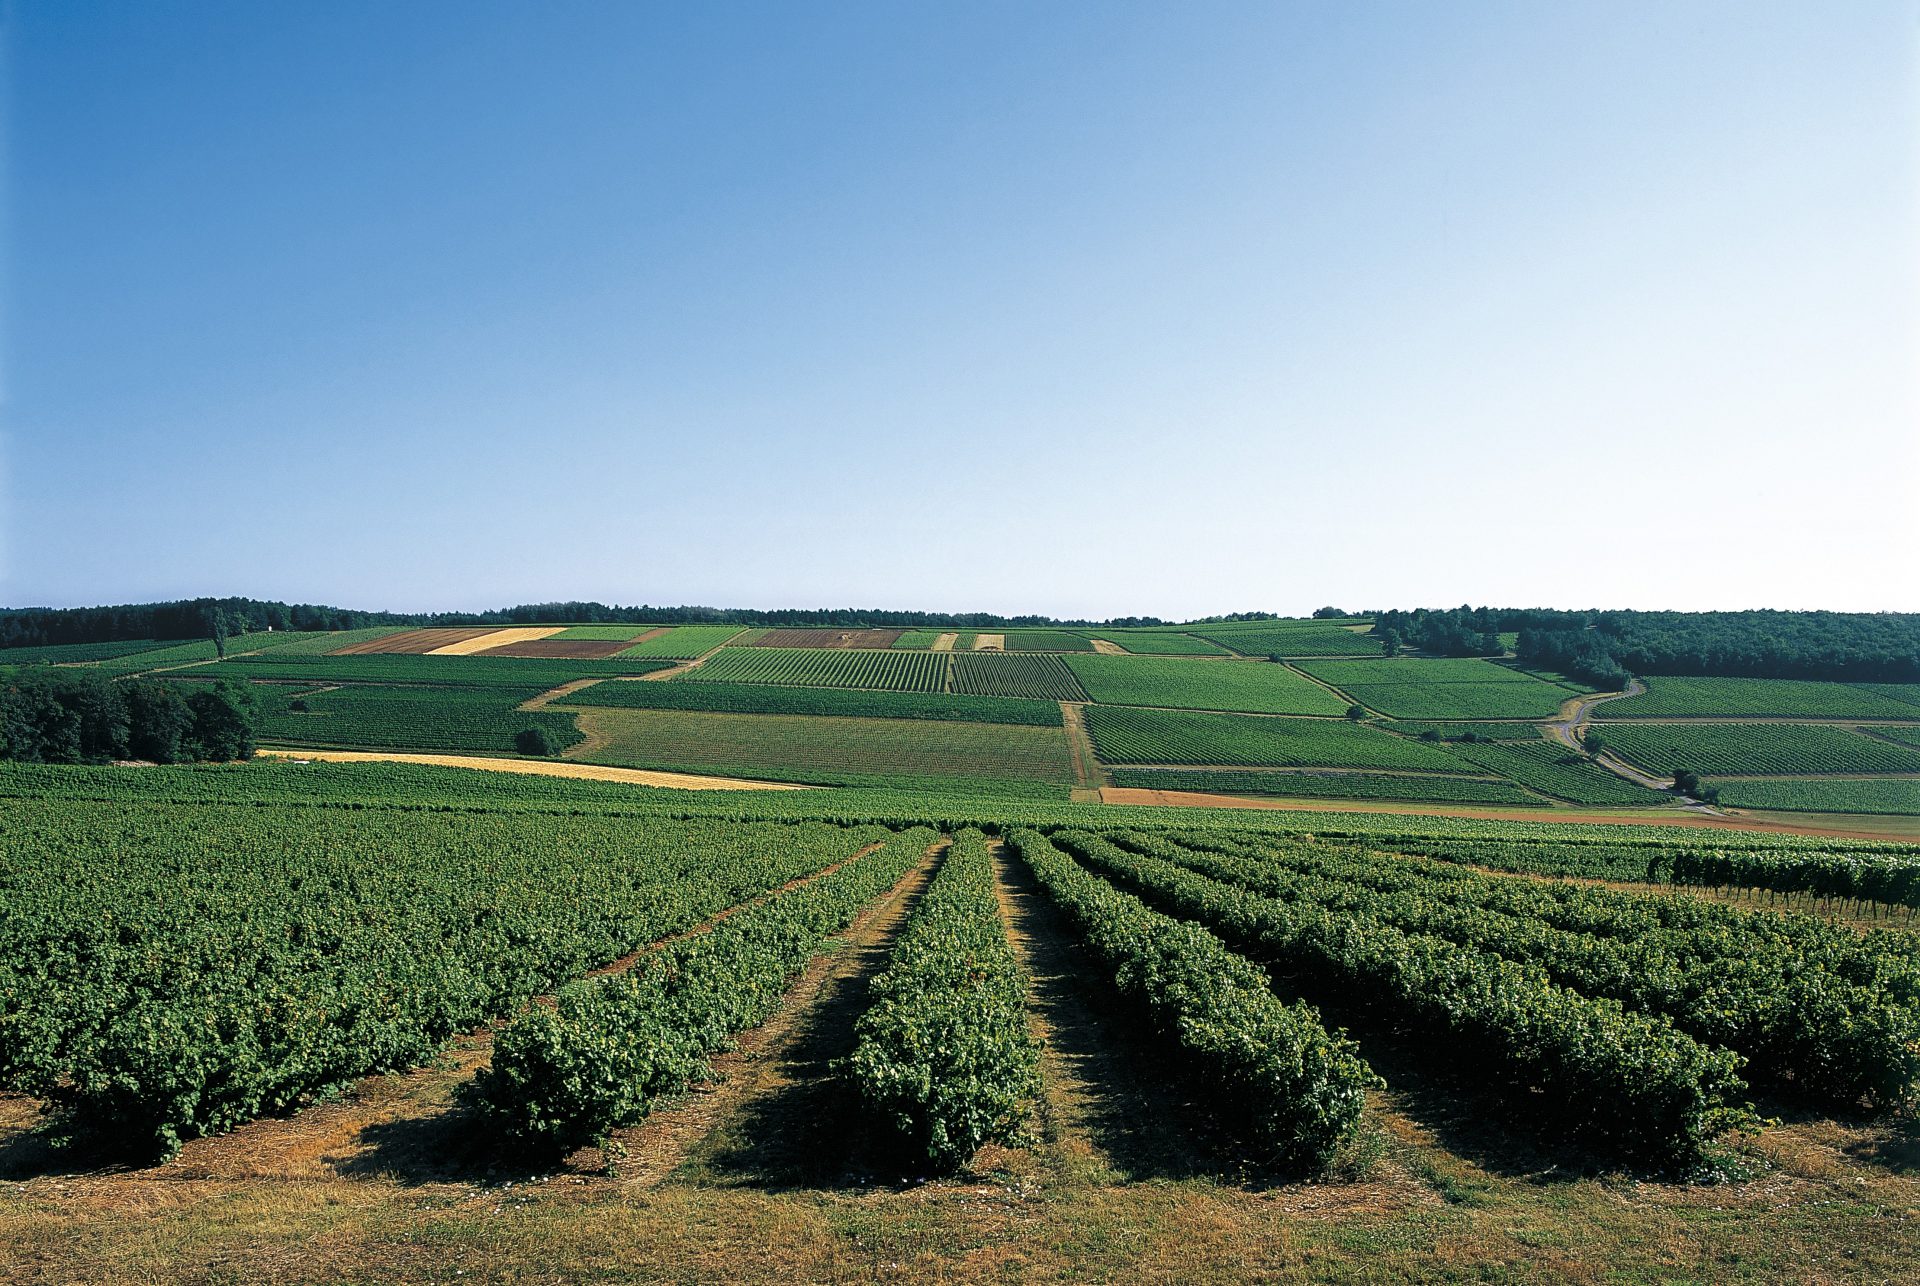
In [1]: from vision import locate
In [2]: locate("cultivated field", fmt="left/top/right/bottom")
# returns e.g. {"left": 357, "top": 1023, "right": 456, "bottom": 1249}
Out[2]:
{"left": 1, "top": 758, "right": 1916, "bottom": 1283}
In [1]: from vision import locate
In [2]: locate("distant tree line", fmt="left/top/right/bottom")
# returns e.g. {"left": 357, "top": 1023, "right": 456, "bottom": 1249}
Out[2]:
{"left": 0, "top": 670, "right": 257, "bottom": 764}
{"left": 1369, "top": 606, "right": 1920, "bottom": 685}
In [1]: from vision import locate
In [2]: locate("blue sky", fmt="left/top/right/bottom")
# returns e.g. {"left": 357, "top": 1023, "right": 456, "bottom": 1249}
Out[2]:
{"left": 3, "top": 2, "right": 1915, "bottom": 618}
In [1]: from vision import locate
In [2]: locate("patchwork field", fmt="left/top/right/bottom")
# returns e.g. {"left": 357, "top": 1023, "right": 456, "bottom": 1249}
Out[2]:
{"left": 256, "top": 683, "right": 582, "bottom": 755}
{"left": 557, "top": 678, "right": 1062, "bottom": 725}
{"left": 330, "top": 627, "right": 500, "bottom": 655}
{"left": 749, "top": 628, "right": 905, "bottom": 649}
{"left": 1188, "top": 622, "right": 1381, "bottom": 657}
{"left": 1300, "top": 658, "right": 1586, "bottom": 720}
{"left": 687, "top": 646, "right": 948, "bottom": 692}
{"left": 1065, "top": 654, "right": 1349, "bottom": 716}
{"left": 571, "top": 707, "right": 1073, "bottom": 786}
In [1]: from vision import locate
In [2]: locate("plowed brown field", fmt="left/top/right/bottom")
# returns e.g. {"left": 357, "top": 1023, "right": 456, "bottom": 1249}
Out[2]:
{"left": 477, "top": 638, "right": 640, "bottom": 658}
{"left": 328, "top": 628, "right": 497, "bottom": 655}
{"left": 750, "top": 628, "right": 906, "bottom": 649}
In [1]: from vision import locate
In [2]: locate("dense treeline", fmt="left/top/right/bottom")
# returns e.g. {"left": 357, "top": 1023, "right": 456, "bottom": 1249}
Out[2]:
{"left": 0, "top": 670, "right": 256, "bottom": 764}
{"left": 1371, "top": 606, "right": 1920, "bottom": 684}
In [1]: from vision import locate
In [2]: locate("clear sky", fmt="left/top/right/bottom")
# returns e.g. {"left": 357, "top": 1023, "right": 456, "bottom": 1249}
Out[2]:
{"left": 3, "top": 2, "right": 1915, "bottom": 619}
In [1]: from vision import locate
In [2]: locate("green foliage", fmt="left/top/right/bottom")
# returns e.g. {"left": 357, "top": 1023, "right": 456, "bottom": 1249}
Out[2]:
{"left": 1187, "top": 624, "right": 1381, "bottom": 657}
{"left": 579, "top": 708, "right": 1073, "bottom": 787}
{"left": 1109, "top": 768, "right": 1541, "bottom": 805}
{"left": 850, "top": 831, "right": 1040, "bottom": 1171}
{"left": 1144, "top": 830, "right": 1920, "bottom": 1111}
{"left": 1601, "top": 723, "right": 1920, "bottom": 776}
{"left": 1085, "top": 707, "right": 1466, "bottom": 770}
{"left": 616, "top": 626, "right": 746, "bottom": 658}
{"left": 0, "top": 800, "right": 887, "bottom": 1157}
{"left": 255, "top": 682, "right": 581, "bottom": 755}
{"left": 1056, "top": 831, "right": 1755, "bottom": 1170}
{"left": 212, "top": 653, "right": 673, "bottom": 688}
{"left": 950, "top": 652, "right": 1086, "bottom": 700}
{"left": 1011, "top": 829, "right": 1375, "bottom": 1172}
{"left": 0, "top": 638, "right": 172, "bottom": 665}
{"left": 688, "top": 647, "right": 948, "bottom": 692}
{"left": 993, "top": 631, "right": 1097, "bottom": 653}
{"left": 468, "top": 826, "right": 935, "bottom": 1155}
{"left": 1081, "top": 631, "right": 1229, "bottom": 655}
{"left": 558, "top": 678, "right": 1061, "bottom": 726}
{"left": 1064, "top": 655, "right": 1348, "bottom": 715}
{"left": 1298, "top": 658, "right": 1580, "bottom": 720}
{"left": 515, "top": 727, "right": 557, "bottom": 756}
{"left": 1599, "top": 677, "right": 1920, "bottom": 720}
{"left": 1709, "top": 778, "right": 1920, "bottom": 817}
{"left": 1443, "top": 741, "right": 1665, "bottom": 806}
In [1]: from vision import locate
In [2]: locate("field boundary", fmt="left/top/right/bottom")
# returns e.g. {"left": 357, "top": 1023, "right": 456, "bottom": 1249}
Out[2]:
{"left": 253, "top": 747, "right": 816, "bottom": 791}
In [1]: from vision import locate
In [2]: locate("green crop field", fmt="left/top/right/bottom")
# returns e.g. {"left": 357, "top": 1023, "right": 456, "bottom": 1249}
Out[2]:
{"left": 683, "top": 646, "right": 949, "bottom": 692}
{"left": 1601, "top": 723, "right": 1920, "bottom": 776}
{"left": 574, "top": 708, "right": 1073, "bottom": 786}
{"left": 1084, "top": 707, "right": 1467, "bottom": 770}
{"left": 1876, "top": 726, "right": 1920, "bottom": 750}
{"left": 1082, "top": 631, "right": 1230, "bottom": 655}
{"left": 615, "top": 625, "right": 745, "bottom": 658}
{"left": 552, "top": 625, "right": 657, "bottom": 640}
{"left": 1380, "top": 720, "right": 1550, "bottom": 740}
{"left": 1188, "top": 623, "right": 1382, "bottom": 657}
{"left": 1299, "top": 659, "right": 1582, "bottom": 719}
{"left": 950, "top": 652, "right": 1086, "bottom": 700}
{"left": 1597, "top": 676, "right": 1920, "bottom": 719}
{"left": 1709, "top": 778, "right": 1920, "bottom": 815}
{"left": 995, "top": 630, "right": 1098, "bottom": 652}
{"left": 557, "top": 678, "right": 1061, "bottom": 725}
{"left": 1109, "top": 766, "right": 1543, "bottom": 805}
{"left": 1444, "top": 741, "right": 1666, "bottom": 806}
{"left": 205, "top": 652, "right": 675, "bottom": 687}
{"left": 891, "top": 629, "right": 947, "bottom": 648}
{"left": 1064, "top": 654, "right": 1349, "bottom": 715}
{"left": 256, "top": 683, "right": 582, "bottom": 755}
{"left": 0, "top": 638, "right": 177, "bottom": 666}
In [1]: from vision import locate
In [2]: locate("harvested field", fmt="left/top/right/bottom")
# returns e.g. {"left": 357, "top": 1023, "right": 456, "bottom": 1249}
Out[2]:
{"left": 932, "top": 632, "right": 959, "bottom": 651}
{"left": 749, "top": 628, "right": 906, "bottom": 649}
{"left": 431, "top": 627, "right": 563, "bottom": 655}
{"left": 328, "top": 628, "right": 498, "bottom": 655}
{"left": 973, "top": 633, "right": 1006, "bottom": 651}
{"left": 252, "top": 747, "right": 812, "bottom": 790}
{"left": 474, "top": 638, "right": 643, "bottom": 659}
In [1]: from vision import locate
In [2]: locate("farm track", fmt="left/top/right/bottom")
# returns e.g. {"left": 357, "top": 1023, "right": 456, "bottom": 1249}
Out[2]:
{"left": 251, "top": 747, "right": 812, "bottom": 791}
{"left": 987, "top": 840, "right": 1216, "bottom": 1183}
{"left": 1059, "top": 702, "right": 1110, "bottom": 793}
{"left": 0, "top": 840, "right": 889, "bottom": 1186}
{"left": 516, "top": 678, "right": 604, "bottom": 710}
{"left": 633, "top": 838, "right": 948, "bottom": 1188}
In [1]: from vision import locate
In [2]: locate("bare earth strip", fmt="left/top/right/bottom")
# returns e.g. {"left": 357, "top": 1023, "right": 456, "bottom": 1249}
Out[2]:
{"left": 626, "top": 838, "right": 948, "bottom": 1187}
{"left": 517, "top": 678, "right": 605, "bottom": 711}
{"left": 1059, "top": 701, "right": 1108, "bottom": 801}
{"left": 973, "top": 633, "right": 1005, "bottom": 651}
{"left": 429, "top": 626, "right": 565, "bottom": 656}
{"left": 330, "top": 627, "right": 495, "bottom": 655}
{"left": 253, "top": 747, "right": 814, "bottom": 791}
{"left": 1088, "top": 639, "right": 1126, "bottom": 655}
{"left": 930, "top": 632, "right": 958, "bottom": 652}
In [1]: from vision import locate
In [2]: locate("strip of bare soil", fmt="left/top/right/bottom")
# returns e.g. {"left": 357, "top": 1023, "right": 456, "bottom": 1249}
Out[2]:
{"left": 624, "top": 838, "right": 950, "bottom": 1188}
{"left": 329, "top": 628, "right": 496, "bottom": 656}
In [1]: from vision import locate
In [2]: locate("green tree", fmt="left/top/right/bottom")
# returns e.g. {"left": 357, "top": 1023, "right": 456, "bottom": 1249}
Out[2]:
{"left": 186, "top": 682, "right": 257, "bottom": 761}
{"left": 515, "top": 727, "right": 556, "bottom": 756}
{"left": 124, "top": 680, "right": 195, "bottom": 763}
{"left": 1345, "top": 704, "right": 1367, "bottom": 721}
{"left": 1672, "top": 768, "right": 1700, "bottom": 796}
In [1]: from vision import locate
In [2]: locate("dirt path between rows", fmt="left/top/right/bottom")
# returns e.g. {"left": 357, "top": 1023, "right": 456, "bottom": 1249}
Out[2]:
{"left": 987, "top": 840, "right": 1213, "bottom": 1183}
{"left": 930, "top": 632, "right": 959, "bottom": 652}
{"left": 630, "top": 838, "right": 949, "bottom": 1188}
{"left": 517, "top": 678, "right": 604, "bottom": 710}
{"left": 1059, "top": 702, "right": 1108, "bottom": 800}
{"left": 1088, "top": 639, "right": 1126, "bottom": 655}
{"left": 252, "top": 747, "right": 812, "bottom": 791}
{"left": 0, "top": 839, "right": 890, "bottom": 1186}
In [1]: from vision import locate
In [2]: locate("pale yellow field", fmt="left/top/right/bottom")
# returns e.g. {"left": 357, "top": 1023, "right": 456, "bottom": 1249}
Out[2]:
{"left": 972, "top": 633, "right": 1004, "bottom": 651}
{"left": 253, "top": 747, "right": 813, "bottom": 790}
{"left": 425, "top": 626, "right": 565, "bottom": 655}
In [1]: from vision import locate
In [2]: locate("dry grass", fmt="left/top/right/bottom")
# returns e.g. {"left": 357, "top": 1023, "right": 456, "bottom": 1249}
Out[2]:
{"left": 251, "top": 747, "right": 813, "bottom": 790}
